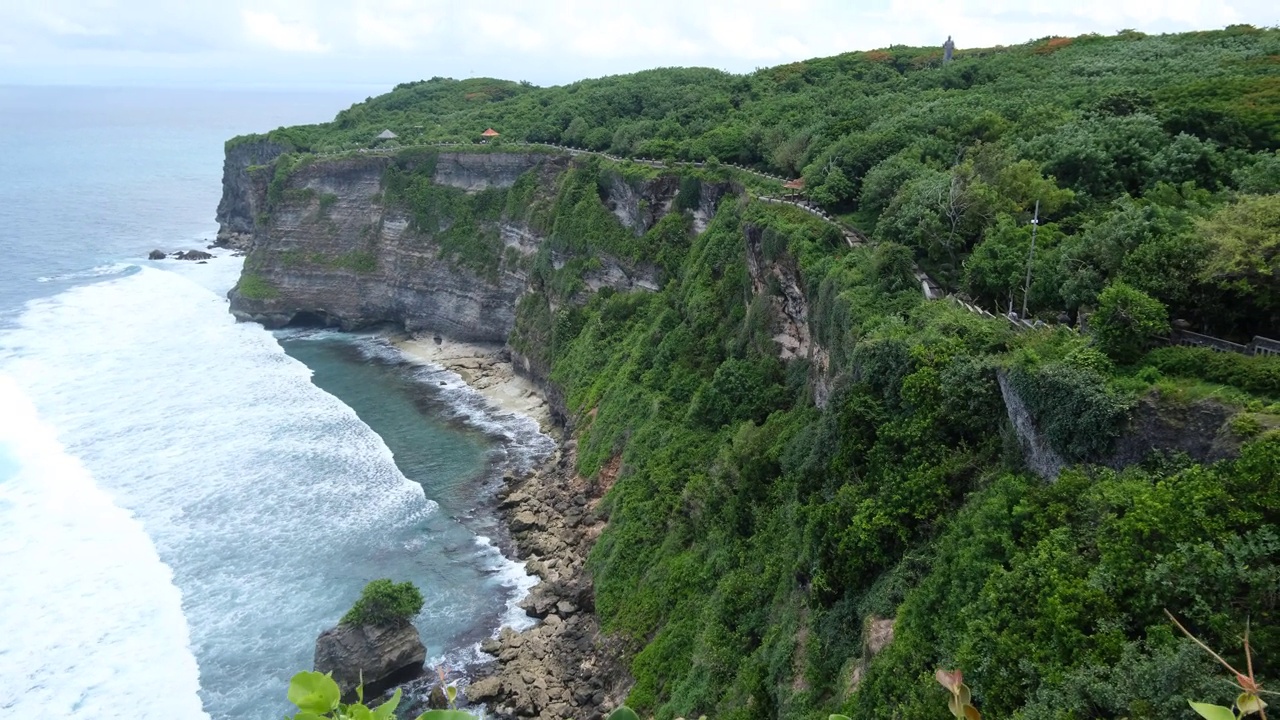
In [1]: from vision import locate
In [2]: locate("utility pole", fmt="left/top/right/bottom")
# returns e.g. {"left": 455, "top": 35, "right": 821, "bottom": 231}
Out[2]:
{"left": 1020, "top": 200, "right": 1039, "bottom": 320}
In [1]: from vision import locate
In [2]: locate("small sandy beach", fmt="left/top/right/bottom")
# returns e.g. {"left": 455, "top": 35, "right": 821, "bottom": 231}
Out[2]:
{"left": 393, "top": 335, "right": 552, "bottom": 432}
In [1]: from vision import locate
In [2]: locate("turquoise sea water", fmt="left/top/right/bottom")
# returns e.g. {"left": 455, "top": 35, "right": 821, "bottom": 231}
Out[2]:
{"left": 0, "top": 87, "right": 546, "bottom": 719}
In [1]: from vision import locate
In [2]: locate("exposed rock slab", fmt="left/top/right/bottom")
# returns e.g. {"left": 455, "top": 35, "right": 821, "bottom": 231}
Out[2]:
{"left": 314, "top": 622, "right": 427, "bottom": 698}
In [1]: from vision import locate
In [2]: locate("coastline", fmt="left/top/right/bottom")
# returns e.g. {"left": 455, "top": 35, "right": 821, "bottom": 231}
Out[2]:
{"left": 393, "top": 335, "right": 554, "bottom": 436}
{"left": 389, "top": 332, "right": 629, "bottom": 718}
{"left": 468, "top": 441, "right": 632, "bottom": 719}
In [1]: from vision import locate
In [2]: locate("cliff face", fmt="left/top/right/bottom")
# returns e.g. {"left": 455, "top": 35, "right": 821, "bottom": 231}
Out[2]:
{"left": 216, "top": 138, "right": 286, "bottom": 249}
{"left": 228, "top": 153, "right": 545, "bottom": 341}
{"left": 998, "top": 372, "right": 1251, "bottom": 480}
{"left": 226, "top": 150, "right": 694, "bottom": 344}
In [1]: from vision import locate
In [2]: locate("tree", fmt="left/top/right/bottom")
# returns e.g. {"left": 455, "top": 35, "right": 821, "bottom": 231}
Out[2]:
{"left": 818, "top": 165, "right": 856, "bottom": 206}
{"left": 1198, "top": 194, "right": 1280, "bottom": 333}
{"left": 963, "top": 214, "right": 1063, "bottom": 312}
{"left": 860, "top": 154, "right": 929, "bottom": 214}
{"left": 1091, "top": 282, "right": 1170, "bottom": 363}
{"left": 342, "top": 579, "right": 424, "bottom": 626}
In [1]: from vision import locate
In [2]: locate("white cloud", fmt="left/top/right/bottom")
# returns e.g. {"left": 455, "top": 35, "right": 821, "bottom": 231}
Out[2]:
{"left": 353, "top": 0, "right": 436, "bottom": 50}
{"left": 471, "top": 12, "right": 547, "bottom": 53}
{"left": 2, "top": 0, "right": 1277, "bottom": 86}
{"left": 241, "top": 10, "right": 329, "bottom": 53}
{"left": 37, "top": 15, "right": 114, "bottom": 37}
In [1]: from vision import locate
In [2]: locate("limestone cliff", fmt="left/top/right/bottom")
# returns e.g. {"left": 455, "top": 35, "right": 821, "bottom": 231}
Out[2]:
{"left": 216, "top": 138, "right": 286, "bottom": 250}
{"left": 228, "top": 152, "right": 556, "bottom": 341}
{"left": 225, "top": 150, "right": 696, "bottom": 345}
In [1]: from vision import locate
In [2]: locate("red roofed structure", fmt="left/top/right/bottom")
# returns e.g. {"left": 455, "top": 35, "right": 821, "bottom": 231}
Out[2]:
{"left": 481, "top": 128, "right": 500, "bottom": 138}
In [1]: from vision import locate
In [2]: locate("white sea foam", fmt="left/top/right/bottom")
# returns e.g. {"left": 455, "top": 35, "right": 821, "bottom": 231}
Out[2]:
{"left": 0, "top": 376, "right": 209, "bottom": 719}
{"left": 353, "top": 337, "right": 556, "bottom": 475}
{"left": 0, "top": 261, "right": 437, "bottom": 718}
{"left": 474, "top": 535, "right": 539, "bottom": 633}
{"left": 36, "top": 262, "right": 138, "bottom": 283}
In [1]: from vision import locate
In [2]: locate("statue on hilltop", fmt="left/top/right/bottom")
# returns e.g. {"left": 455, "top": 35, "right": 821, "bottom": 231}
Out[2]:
{"left": 944, "top": 36, "right": 955, "bottom": 64}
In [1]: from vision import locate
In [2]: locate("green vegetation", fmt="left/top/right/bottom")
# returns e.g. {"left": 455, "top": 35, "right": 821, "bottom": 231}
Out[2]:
{"left": 341, "top": 580, "right": 424, "bottom": 626}
{"left": 283, "top": 670, "right": 641, "bottom": 720}
{"left": 1143, "top": 346, "right": 1280, "bottom": 399}
{"left": 241, "top": 26, "right": 1278, "bottom": 341}
{"left": 285, "top": 670, "right": 472, "bottom": 720}
{"left": 1091, "top": 281, "right": 1171, "bottom": 363}
{"left": 503, "top": 191, "right": 1280, "bottom": 719}
{"left": 235, "top": 273, "right": 280, "bottom": 300}
{"left": 244, "top": 24, "right": 1280, "bottom": 720}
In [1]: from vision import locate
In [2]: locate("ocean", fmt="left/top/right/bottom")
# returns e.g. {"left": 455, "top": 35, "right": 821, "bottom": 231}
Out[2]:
{"left": 0, "top": 86, "right": 548, "bottom": 718}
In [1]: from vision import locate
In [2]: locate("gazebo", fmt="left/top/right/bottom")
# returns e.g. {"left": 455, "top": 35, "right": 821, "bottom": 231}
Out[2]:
{"left": 783, "top": 178, "right": 806, "bottom": 201}
{"left": 480, "top": 128, "right": 500, "bottom": 141}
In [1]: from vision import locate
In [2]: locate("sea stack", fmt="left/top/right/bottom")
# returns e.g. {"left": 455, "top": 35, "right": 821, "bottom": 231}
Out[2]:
{"left": 313, "top": 621, "right": 426, "bottom": 698}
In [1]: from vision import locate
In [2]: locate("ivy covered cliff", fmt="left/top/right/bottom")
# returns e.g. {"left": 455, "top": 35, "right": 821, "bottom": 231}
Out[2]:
{"left": 222, "top": 26, "right": 1280, "bottom": 720}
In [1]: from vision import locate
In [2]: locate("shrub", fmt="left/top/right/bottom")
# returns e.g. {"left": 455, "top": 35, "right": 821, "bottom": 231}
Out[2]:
{"left": 1142, "top": 347, "right": 1280, "bottom": 398}
{"left": 236, "top": 274, "right": 279, "bottom": 300}
{"left": 342, "top": 579, "right": 424, "bottom": 626}
{"left": 1091, "top": 282, "right": 1170, "bottom": 363}
{"left": 1008, "top": 362, "right": 1132, "bottom": 460}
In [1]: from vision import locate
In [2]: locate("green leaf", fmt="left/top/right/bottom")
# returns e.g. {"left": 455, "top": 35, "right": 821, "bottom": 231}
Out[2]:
{"left": 347, "top": 704, "right": 374, "bottom": 720}
{"left": 607, "top": 707, "right": 642, "bottom": 720}
{"left": 288, "top": 671, "right": 342, "bottom": 715}
{"left": 446, "top": 684, "right": 458, "bottom": 706}
{"left": 1237, "top": 693, "right": 1268, "bottom": 716}
{"left": 957, "top": 683, "right": 972, "bottom": 709}
{"left": 1188, "top": 701, "right": 1237, "bottom": 720}
{"left": 292, "top": 713, "right": 330, "bottom": 720}
{"left": 413, "top": 711, "right": 476, "bottom": 720}
{"left": 372, "top": 688, "right": 402, "bottom": 720}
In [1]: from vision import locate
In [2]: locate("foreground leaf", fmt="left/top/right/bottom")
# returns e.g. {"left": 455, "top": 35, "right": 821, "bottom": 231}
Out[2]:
{"left": 288, "top": 671, "right": 341, "bottom": 715}
{"left": 373, "top": 688, "right": 402, "bottom": 720}
{"left": 607, "top": 707, "right": 641, "bottom": 720}
{"left": 414, "top": 711, "right": 476, "bottom": 720}
{"left": 1188, "top": 701, "right": 1236, "bottom": 720}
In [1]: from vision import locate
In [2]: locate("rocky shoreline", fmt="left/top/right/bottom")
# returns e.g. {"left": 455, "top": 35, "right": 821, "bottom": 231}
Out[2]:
{"left": 393, "top": 335, "right": 631, "bottom": 718}
{"left": 465, "top": 441, "right": 632, "bottom": 719}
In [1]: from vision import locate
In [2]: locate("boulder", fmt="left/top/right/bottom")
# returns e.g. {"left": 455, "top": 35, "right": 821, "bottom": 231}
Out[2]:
{"left": 466, "top": 676, "right": 504, "bottom": 702}
{"left": 314, "top": 621, "right": 426, "bottom": 698}
{"left": 177, "top": 249, "right": 214, "bottom": 261}
{"left": 148, "top": 249, "right": 166, "bottom": 260}
{"left": 510, "top": 509, "right": 544, "bottom": 532}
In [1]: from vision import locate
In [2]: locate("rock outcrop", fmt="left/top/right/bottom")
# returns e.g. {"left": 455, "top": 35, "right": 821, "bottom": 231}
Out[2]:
{"left": 227, "top": 153, "right": 541, "bottom": 339}
{"left": 314, "top": 621, "right": 427, "bottom": 699}
{"left": 432, "top": 152, "right": 548, "bottom": 191}
{"left": 215, "top": 137, "right": 286, "bottom": 250}
{"left": 224, "top": 150, "right": 687, "bottom": 341}
{"left": 999, "top": 371, "right": 1253, "bottom": 481}
{"left": 745, "top": 223, "right": 813, "bottom": 362}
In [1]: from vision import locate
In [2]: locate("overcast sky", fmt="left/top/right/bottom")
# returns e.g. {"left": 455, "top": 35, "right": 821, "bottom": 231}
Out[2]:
{"left": 0, "top": 0, "right": 1275, "bottom": 91}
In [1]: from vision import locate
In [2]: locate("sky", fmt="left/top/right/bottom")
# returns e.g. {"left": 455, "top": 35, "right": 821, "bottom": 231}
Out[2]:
{"left": 0, "top": 0, "right": 1276, "bottom": 92}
